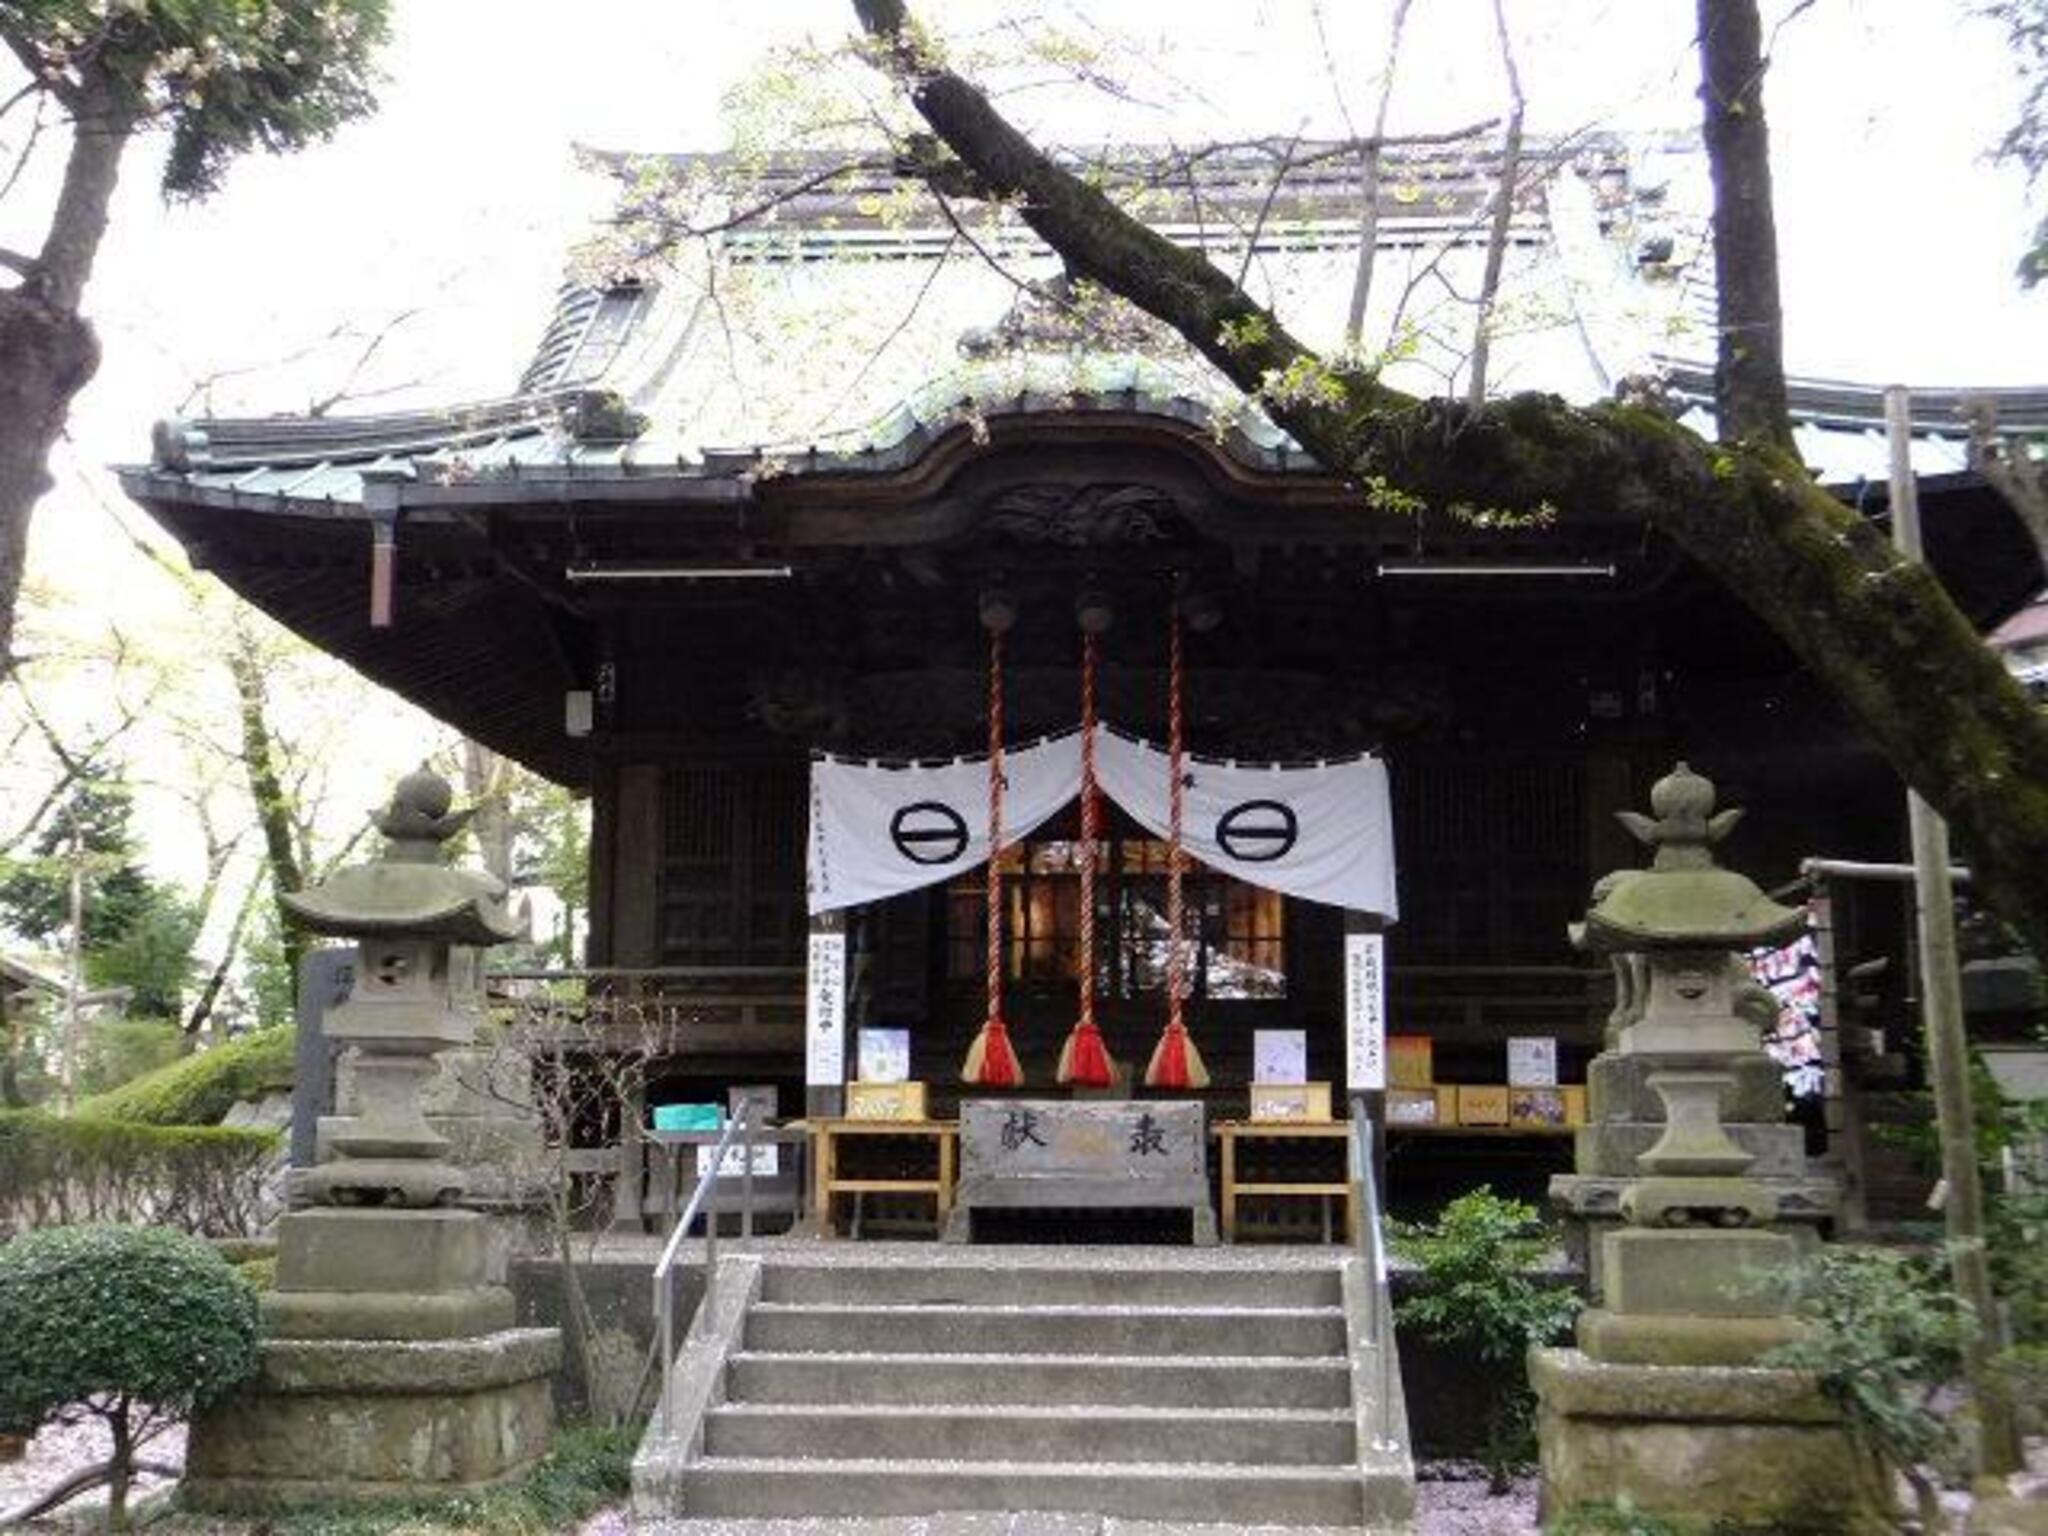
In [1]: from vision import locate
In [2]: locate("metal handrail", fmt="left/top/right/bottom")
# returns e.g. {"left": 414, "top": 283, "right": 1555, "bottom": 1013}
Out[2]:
{"left": 652, "top": 1101, "right": 758, "bottom": 1436}
{"left": 1349, "top": 1110, "right": 1402, "bottom": 1454}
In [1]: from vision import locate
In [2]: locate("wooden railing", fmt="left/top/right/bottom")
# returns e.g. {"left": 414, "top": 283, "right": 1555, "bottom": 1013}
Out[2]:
{"left": 485, "top": 966, "right": 805, "bottom": 1056}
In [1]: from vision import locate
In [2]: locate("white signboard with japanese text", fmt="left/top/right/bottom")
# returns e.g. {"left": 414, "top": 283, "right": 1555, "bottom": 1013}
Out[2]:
{"left": 1345, "top": 931, "right": 1386, "bottom": 1090}
{"left": 805, "top": 930, "right": 847, "bottom": 1086}
{"left": 696, "top": 1144, "right": 782, "bottom": 1179}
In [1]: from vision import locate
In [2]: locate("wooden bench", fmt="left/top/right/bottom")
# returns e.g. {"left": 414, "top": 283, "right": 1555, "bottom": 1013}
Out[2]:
{"left": 811, "top": 1119, "right": 958, "bottom": 1238}
{"left": 1213, "top": 1120, "right": 1357, "bottom": 1243}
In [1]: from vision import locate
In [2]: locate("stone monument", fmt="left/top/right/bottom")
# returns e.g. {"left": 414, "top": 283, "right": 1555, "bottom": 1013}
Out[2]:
{"left": 184, "top": 770, "right": 561, "bottom": 1509}
{"left": 1533, "top": 764, "right": 1884, "bottom": 1532}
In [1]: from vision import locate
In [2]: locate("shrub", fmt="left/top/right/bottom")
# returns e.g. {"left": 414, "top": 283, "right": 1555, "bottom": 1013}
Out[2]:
{"left": 81, "top": 1025, "right": 295, "bottom": 1126}
{"left": 1394, "top": 1187, "right": 1580, "bottom": 1493}
{"left": 0, "top": 1225, "right": 259, "bottom": 1528}
{"left": 77, "top": 1018, "right": 186, "bottom": 1098}
{"left": 1763, "top": 1244, "right": 1966, "bottom": 1533}
{"left": 0, "top": 1111, "right": 279, "bottom": 1236}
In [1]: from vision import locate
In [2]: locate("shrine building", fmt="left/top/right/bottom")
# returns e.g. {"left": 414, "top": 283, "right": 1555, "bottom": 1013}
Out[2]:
{"left": 117, "top": 135, "right": 2046, "bottom": 1220}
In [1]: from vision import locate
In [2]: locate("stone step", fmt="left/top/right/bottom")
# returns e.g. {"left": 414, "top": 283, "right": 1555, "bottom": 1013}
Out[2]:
{"left": 760, "top": 1261, "right": 1343, "bottom": 1310}
{"left": 743, "top": 1302, "right": 1348, "bottom": 1358}
{"left": 702, "top": 1402, "right": 1358, "bottom": 1465}
{"left": 671, "top": 1456, "right": 1366, "bottom": 1525}
{"left": 726, "top": 1350, "right": 1355, "bottom": 1410}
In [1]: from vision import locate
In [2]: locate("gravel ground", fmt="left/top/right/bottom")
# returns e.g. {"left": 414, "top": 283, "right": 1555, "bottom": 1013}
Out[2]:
{"left": 2, "top": 1424, "right": 1539, "bottom": 1535}
{"left": 0, "top": 1417, "right": 187, "bottom": 1524}
{"left": 1412, "top": 1467, "right": 1540, "bottom": 1535}
{"left": 6, "top": 1422, "right": 2043, "bottom": 1534}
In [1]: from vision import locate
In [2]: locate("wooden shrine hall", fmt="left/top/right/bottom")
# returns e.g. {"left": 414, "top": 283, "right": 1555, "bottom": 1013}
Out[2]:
{"left": 117, "top": 138, "right": 2048, "bottom": 1227}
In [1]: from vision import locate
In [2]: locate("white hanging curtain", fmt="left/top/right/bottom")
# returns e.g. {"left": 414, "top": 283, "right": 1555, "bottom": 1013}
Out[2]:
{"left": 1090, "top": 726, "right": 1399, "bottom": 919}
{"left": 806, "top": 732, "right": 1084, "bottom": 914}
{"left": 805, "top": 726, "right": 1399, "bottom": 919}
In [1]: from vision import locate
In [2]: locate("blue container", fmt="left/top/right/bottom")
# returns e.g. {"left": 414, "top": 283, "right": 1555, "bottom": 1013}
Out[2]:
{"left": 653, "top": 1102, "right": 723, "bottom": 1133}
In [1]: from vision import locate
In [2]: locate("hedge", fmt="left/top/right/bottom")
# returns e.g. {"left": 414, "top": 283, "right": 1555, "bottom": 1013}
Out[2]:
{"left": 79, "top": 1025, "right": 296, "bottom": 1126}
{"left": 0, "top": 1111, "right": 280, "bottom": 1237}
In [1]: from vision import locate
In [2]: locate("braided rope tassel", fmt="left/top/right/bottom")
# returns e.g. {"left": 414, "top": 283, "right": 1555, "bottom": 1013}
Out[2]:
{"left": 961, "top": 624, "right": 1023, "bottom": 1086}
{"left": 1057, "top": 629, "right": 1114, "bottom": 1088}
{"left": 1146, "top": 601, "right": 1209, "bottom": 1089}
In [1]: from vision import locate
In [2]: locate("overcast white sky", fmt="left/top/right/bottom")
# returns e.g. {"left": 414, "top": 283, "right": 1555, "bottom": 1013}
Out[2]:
{"left": 4, "top": 0, "right": 2046, "bottom": 888}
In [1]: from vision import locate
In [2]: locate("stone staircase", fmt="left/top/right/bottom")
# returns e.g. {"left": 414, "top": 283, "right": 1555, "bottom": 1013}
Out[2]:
{"left": 633, "top": 1246, "right": 1414, "bottom": 1531}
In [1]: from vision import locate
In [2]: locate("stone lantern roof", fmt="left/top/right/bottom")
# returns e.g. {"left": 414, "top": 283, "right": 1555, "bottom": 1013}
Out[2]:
{"left": 282, "top": 768, "right": 524, "bottom": 945}
{"left": 1578, "top": 762, "right": 1806, "bottom": 952}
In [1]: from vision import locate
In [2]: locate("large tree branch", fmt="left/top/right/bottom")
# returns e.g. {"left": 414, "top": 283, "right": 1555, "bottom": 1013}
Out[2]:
{"left": 31, "top": 68, "right": 127, "bottom": 314}
{"left": 849, "top": 0, "right": 2048, "bottom": 959}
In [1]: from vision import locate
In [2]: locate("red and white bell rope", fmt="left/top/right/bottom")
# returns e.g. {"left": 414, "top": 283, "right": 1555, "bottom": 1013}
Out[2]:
{"left": 961, "top": 624, "right": 1023, "bottom": 1086}
{"left": 1145, "top": 602, "right": 1210, "bottom": 1089}
{"left": 1057, "top": 629, "right": 1115, "bottom": 1087}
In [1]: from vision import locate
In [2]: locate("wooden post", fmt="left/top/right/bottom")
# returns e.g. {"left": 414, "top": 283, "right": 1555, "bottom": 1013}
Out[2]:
{"left": 1886, "top": 386, "right": 2022, "bottom": 1475}
{"left": 1803, "top": 872, "right": 1870, "bottom": 1233}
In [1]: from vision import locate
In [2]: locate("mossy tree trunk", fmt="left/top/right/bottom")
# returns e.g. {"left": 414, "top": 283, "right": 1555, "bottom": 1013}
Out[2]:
{"left": 849, "top": 0, "right": 2048, "bottom": 962}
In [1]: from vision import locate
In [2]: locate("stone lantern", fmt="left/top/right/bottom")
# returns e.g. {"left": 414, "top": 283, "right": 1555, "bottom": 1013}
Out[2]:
{"left": 285, "top": 767, "right": 520, "bottom": 1212}
{"left": 1533, "top": 765, "right": 1879, "bottom": 1532}
{"left": 184, "top": 770, "right": 561, "bottom": 1509}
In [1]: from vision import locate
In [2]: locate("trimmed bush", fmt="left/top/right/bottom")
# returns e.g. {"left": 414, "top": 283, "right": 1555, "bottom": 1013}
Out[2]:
{"left": 0, "top": 1111, "right": 279, "bottom": 1236}
{"left": 81, "top": 1025, "right": 295, "bottom": 1126}
{"left": 76, "top": 1018, "right": 186, "bottom": 1098}
{"left": 1394, "top": 1187, "right": 1580, "bottom": 1493}
{"left": 0, "top": 1225, "right": 259, "bottom": 1527}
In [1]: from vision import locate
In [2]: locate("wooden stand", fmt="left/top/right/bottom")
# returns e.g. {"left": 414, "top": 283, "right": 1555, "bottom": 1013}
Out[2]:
{"left": 810, "top": 1118, "right": 958, "bottom": 1238}
{"left": 1214, "top": 1120, "right": 1358, "bottom": 1244}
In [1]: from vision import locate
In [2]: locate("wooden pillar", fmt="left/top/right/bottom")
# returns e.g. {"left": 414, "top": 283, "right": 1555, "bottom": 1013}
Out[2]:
{"left": 611, "top": 764, "right": 663, "bottom": 969}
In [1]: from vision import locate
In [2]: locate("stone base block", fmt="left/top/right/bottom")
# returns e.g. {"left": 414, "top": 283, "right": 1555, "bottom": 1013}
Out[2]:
{"left": 1575, "top": 1120, "right": 1808, "bottom": 1178}
{"left": 1576, "top": 1307, "right": 1809, "bottom": 1366}
{"left": 263, "top": 1283, "right": 516, "bottom": 1340}
{"left": 182, "top": 1327, "right": 561, "bottom": 1511}
{"left": 276, "top": 1206, "right": 491, "bottom": 1294}
{"left": 1602, "top": 1226, "right": 1796, "bottom": 1317}
{"left": 1531, "top": 1346, "right": 1892, "bottom": 1534}
{"left": 1550, "top": 1172, "right": 1835, "bottom": 1298}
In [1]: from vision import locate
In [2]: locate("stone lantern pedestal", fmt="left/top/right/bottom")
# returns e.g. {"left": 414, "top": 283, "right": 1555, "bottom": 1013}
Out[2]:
{"left": 184, "top": 772, "right": 561, "bottom": 1510}
{"left": 1533, "top": 766, "right": 1884, "bottom": 1533}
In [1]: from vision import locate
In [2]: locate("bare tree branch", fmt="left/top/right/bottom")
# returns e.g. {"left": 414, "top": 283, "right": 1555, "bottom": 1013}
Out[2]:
{"left": 1232, "top": 131, "right": 1303, "bottom": 292}
{"left": 304, "top": 305, "right": 421, "bottom": 417}
{"left": 1344, "top": 0, "right": 1413, "bottom": 347}
{"left": 1466, "top": 0, "right": 1527, "bottom": 409}
{"left": 807, "top": 228, "right": 960, "bottom": 435}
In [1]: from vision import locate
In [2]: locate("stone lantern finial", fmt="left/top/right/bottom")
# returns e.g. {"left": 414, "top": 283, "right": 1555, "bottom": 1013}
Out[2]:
{"left": 374, "top": 766, "right": 472, "bottom": 857}
{"left": 1615, "top": 761, "right": 1743, "bottom": 869}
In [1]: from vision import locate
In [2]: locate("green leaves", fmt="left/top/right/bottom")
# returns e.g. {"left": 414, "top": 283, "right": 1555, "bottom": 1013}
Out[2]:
{"left": 0, "top": 1222, "right": 259, "bottom": 1438}
{"left": 1394, "top": 1186, "right": 1579, "bottom": 1363}
{"left": 1764, "top": 1245, "right": 1971, "bottom": 1491}
{"left": 3, "top": 0, "right": 391, "bottom": 197}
